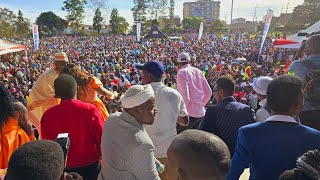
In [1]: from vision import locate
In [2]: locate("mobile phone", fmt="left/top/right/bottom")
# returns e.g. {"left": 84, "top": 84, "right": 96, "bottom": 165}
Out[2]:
{"left": 55, "top": 133, "right": 71, "bottom": 168}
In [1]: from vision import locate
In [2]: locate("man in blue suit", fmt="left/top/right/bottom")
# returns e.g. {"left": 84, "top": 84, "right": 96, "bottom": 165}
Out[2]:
{"left": 228, "top": 75, "right": 320, "bottom": 180}
{"left": 199, "top": 76, "right": 254, "bottom": 156}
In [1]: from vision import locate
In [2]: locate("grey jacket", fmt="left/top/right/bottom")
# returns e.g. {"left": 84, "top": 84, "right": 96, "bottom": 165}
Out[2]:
{"left": 98, "top": 111, "right": 160, "bottom": 180}
{"left": 288, "top": 54, "right": 320, "bottom": 111}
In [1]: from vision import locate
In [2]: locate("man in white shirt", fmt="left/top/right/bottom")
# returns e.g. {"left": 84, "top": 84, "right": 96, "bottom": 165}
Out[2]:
{"left": 252, "top": 76, "right": 273, "bottom": 122}
{"left": 136, "top": 60, "right": 189, "bottom": 165}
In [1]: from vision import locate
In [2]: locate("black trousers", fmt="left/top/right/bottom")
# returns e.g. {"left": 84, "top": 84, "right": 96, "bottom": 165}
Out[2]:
{"left": 300, "top": 110, "right": 320, "bottom": 131}
{"left": 177, "top": 116, "right": 204, "bottom": 134}
{"left": 66, "top": 161, "right": 101, "bottom": 180}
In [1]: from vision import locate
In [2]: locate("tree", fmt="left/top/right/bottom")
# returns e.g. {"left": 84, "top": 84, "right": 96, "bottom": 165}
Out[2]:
{"left": 116, "top": 16, "right": 129, "bottom": 34}
{"left": 182, "top": 17, "right": 206, "bottom": 30}
{"left": 213, "top": 19, "right": 223, "bottom": 31}
{"left": 291, "top": 0, "right": 320, "bottom": 25}
{"left": 169, "top": 0, "right": 175, "bottom": 26}
{"left": 93, "top": 8, "right": 103, "bottom": 34}
{"left": 36, "top": 12, "right": 67, "bottom": 36}
{"left": 0, "top": 8, "right": 16, "bottom": 38}
{"left": 109, "top": 8, "right": 119, "bottom": 34}
{"left": 62, "top": 0, "right": 87, "bottom": 29}
{"left": 148, "top": 0, "right": 168, "bottom": 19}
{"left": 14, "top": 10, "right": 30, "bottom": 37}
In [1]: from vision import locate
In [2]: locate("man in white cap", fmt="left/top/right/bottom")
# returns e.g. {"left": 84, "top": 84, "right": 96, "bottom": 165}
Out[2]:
{"left": 99, "top": 85, "right": 160, "bottom": 180}
{"left": 252, "top": 76, "right": 273, "bottom": 122}
{"left": 27, "top": 52, "right": 68, "bottom": 136}
{"left": 176, "top": 52, "right": 212, "bottom": 133}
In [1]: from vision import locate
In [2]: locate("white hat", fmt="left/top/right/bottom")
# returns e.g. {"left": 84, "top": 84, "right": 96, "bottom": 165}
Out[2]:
{"left": 177, "top": 52, "right": 190, "bottom": 63}
{"left": 120, "top": 85, "right": 155, "bottom": 108}
{"left": 54, "top": 52, "right": 69, "bottom": 62}
{"left": 252, "top": 76, "right": 273, "bottom": 95}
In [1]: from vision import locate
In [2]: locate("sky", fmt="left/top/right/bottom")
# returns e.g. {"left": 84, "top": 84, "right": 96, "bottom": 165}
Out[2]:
{"left": 0, "top": 0, "right": 304, "bottom": 26}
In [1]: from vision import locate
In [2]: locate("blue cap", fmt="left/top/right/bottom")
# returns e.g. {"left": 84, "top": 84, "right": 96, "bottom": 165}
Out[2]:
{"left": 135, "top": 61, "right": 164, "bottom": 78}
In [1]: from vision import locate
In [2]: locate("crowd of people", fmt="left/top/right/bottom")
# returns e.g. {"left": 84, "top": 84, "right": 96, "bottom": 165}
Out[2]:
{"left": 0, "top": 32, "right": 319, "bottom": 180}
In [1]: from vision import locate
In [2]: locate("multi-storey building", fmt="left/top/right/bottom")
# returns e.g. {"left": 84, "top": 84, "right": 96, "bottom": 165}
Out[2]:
{"left": 183, "top": 0, "right": 220, "bottom": 26}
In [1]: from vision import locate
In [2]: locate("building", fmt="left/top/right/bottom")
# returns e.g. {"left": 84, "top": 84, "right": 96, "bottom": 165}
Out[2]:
{"left": 229, "top": 21, "right": 258, "bottom": 33}
{"left": 231, "top": 18, "right": 246, "bottom": 24}
{"left": 183, "top": 0, "right": 220, "bottom": 26}
{"left": 279, "top": 13, "right": 292, "bottom": 25}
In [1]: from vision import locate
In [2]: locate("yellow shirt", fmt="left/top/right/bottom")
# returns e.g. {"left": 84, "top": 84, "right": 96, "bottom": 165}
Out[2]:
{"left": 0, "top": 117, "right": 35, "bottom": 169}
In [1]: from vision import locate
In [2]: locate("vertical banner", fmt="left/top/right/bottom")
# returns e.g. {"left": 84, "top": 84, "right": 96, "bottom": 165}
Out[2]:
{"left": 198, "top": 22, "right": 204, "bottom": 40}
{"left": 136, "top": 22, "right": 141, "bottom": 42}
{"left": 258, "top": 9, "right": 273, "bottom": 62}
{"left": 32, "top": 24, "right": 39, "bottom": 52}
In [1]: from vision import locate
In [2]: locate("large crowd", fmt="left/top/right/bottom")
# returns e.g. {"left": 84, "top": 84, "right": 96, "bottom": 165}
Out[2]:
{"left": 0, "top": 32, "right": 320, "bottom": 180}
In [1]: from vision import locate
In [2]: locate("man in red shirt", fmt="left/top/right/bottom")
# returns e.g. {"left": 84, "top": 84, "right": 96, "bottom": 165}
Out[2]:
{"left": 41, "top": 74, "right": 104, "bottom": 180}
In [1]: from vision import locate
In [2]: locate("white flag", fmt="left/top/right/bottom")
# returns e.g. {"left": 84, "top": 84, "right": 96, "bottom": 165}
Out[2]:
{"left": 137, "top": 23, "right": 141, "bottom": 42}
{"left": 198, "top": 22, "right": 204, "bottom": 40}
{"left": 32, "top": 24, "right": 39, "bottom": 52}
{"left": 258, "top": 9, "right": 273, "bottom": 62}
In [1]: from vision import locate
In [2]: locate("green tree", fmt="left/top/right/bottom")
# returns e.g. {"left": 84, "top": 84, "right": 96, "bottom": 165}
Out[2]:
{"left": 109, "top": 9, "right": 129, "bottom": 34}
{"left": 36, "top": 11, "right": 67, "bottom": 36}
{"left": 291, "top": 0, "right": 320, "bottom": 25}
{"left": 0, "top": 8, "right": 16, "bottom": 37}
{"left": 132, "top": 0, "right": 148, "bottom": 24}
{"left": 62, "top": 0, "right": 87, "bottom": 29}
{"left": 116, "top": 16, "right": 129, "bottom": 34}
{"left": 93, "top": 7, "right": 103, "bottom": 34}
{"left": 182, "top": 17, "right": 206, "bottom": 30}
{"left": 14, "top": 10, "right": 30, "bottom": 37}
{"left": 148, "top": 0, "right": 168, "bottom": 19}
{"left": 169, "top": 0, "right": 175, "bottom": 26}
{"left": 109, "top": 8, "right": 119, "bottom": 34}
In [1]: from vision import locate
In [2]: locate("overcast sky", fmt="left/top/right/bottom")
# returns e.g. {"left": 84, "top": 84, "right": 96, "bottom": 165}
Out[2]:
{"left": 0, "top": 0, "right": 304, "bottom": 25}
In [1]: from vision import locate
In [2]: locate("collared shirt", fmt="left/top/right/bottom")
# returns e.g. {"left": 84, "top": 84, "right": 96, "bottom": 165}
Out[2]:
{"left": 265, "top": 115, "right": 298, "bottom": 124}
{"left": 41, "top": 99, "right": 104, "bottom": 168}
{"left": 256, "top": 99, "right": 271, "bottom": 122}
{"left": 145, "top": 82, "right": 188, "bottom": 158}
{"left": 176, "top": 64, "right": 212, "bottom": 118}
{"left": 99, "top": 110, "right": 160, "bottom": 180}
{"left": 1, "top": 117, "right": 35, "bottom": 169}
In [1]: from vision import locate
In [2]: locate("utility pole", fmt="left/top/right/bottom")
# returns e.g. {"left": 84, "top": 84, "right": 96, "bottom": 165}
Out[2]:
{"left": 253, "top": 6, "right": 257, "bottom": 22}
{"left": 286, "top": 0, "right": 290, "bottom": 14}
{"left": 231, "top": 0, "right": 234, "bottom": 24}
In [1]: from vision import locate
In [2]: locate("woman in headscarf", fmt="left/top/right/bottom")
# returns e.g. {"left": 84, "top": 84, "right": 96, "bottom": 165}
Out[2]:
{"left": 60, "top": 64, "right": 114, "bottom": 120}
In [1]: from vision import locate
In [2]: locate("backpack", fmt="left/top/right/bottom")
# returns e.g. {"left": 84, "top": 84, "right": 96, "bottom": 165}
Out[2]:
{"left": 304, "top": 60, "right": 320, "bottom": 105}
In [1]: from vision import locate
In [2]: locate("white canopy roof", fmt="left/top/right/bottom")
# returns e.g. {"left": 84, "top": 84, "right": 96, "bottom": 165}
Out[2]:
{"left": 0, "top": 39, "right": 26, "bottom": 55}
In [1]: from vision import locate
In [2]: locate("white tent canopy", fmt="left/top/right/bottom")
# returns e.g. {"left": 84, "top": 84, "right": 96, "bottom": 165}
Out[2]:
{"left": 0, "top": 39, "right": 26, "bottom": 55}
{"left": 287, "top": 20, "right": 320, "bottom": 42}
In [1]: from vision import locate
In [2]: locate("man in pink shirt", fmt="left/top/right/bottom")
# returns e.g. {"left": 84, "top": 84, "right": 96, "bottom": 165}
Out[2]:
{"left": 176, "top": 52, "right": 212, "bottom": 133}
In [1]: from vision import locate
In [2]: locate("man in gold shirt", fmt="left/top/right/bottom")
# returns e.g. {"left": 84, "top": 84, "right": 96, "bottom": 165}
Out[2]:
{"left": 27, "top": 52, "right": 68, "bottom": 136}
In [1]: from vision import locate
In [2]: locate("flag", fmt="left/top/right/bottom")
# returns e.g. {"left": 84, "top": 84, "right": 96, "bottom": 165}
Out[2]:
{"left": 136, "top": 22, "right": 141, "bottom": 42}
{"left": 198, "top": 22, "right": 204, "bottom": 40}
{"left": 32, "top": 24, "right": 39, "bottom": 52}
{"left": 258, "top": 9, "right": 273, "bottom": 62}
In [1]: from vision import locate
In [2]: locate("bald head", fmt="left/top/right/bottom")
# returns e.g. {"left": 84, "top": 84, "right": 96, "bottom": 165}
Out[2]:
{"left": 306, "top": 34, "right": 320, "bottom": 55}
{"left": 166, "top": 130, "right": 231, "bottom": 180}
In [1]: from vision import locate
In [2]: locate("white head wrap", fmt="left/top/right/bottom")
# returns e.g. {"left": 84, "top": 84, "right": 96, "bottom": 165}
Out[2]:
{"left": 120, "top": 84, "right": 155, "bottom": 109}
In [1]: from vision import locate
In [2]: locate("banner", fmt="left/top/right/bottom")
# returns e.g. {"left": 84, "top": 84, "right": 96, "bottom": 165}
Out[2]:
{"left": 198, "top": 22, "right": 204, "bottom": 40}
{"left": 32, "top": 24, "right": 39, "bottom": 52}
{"left": 258, "top": 9, "right": 273, "bottom": 62}
{"left": 136, "top": 22, "right": 141, "bottom": 42}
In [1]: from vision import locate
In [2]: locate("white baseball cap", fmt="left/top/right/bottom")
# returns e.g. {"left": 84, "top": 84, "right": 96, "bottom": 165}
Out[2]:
{"left": 177, "top": 52, "right": 191, "bottom": 63}
{"left": 252, "top": 76, "right": 273, "bottom": 95}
